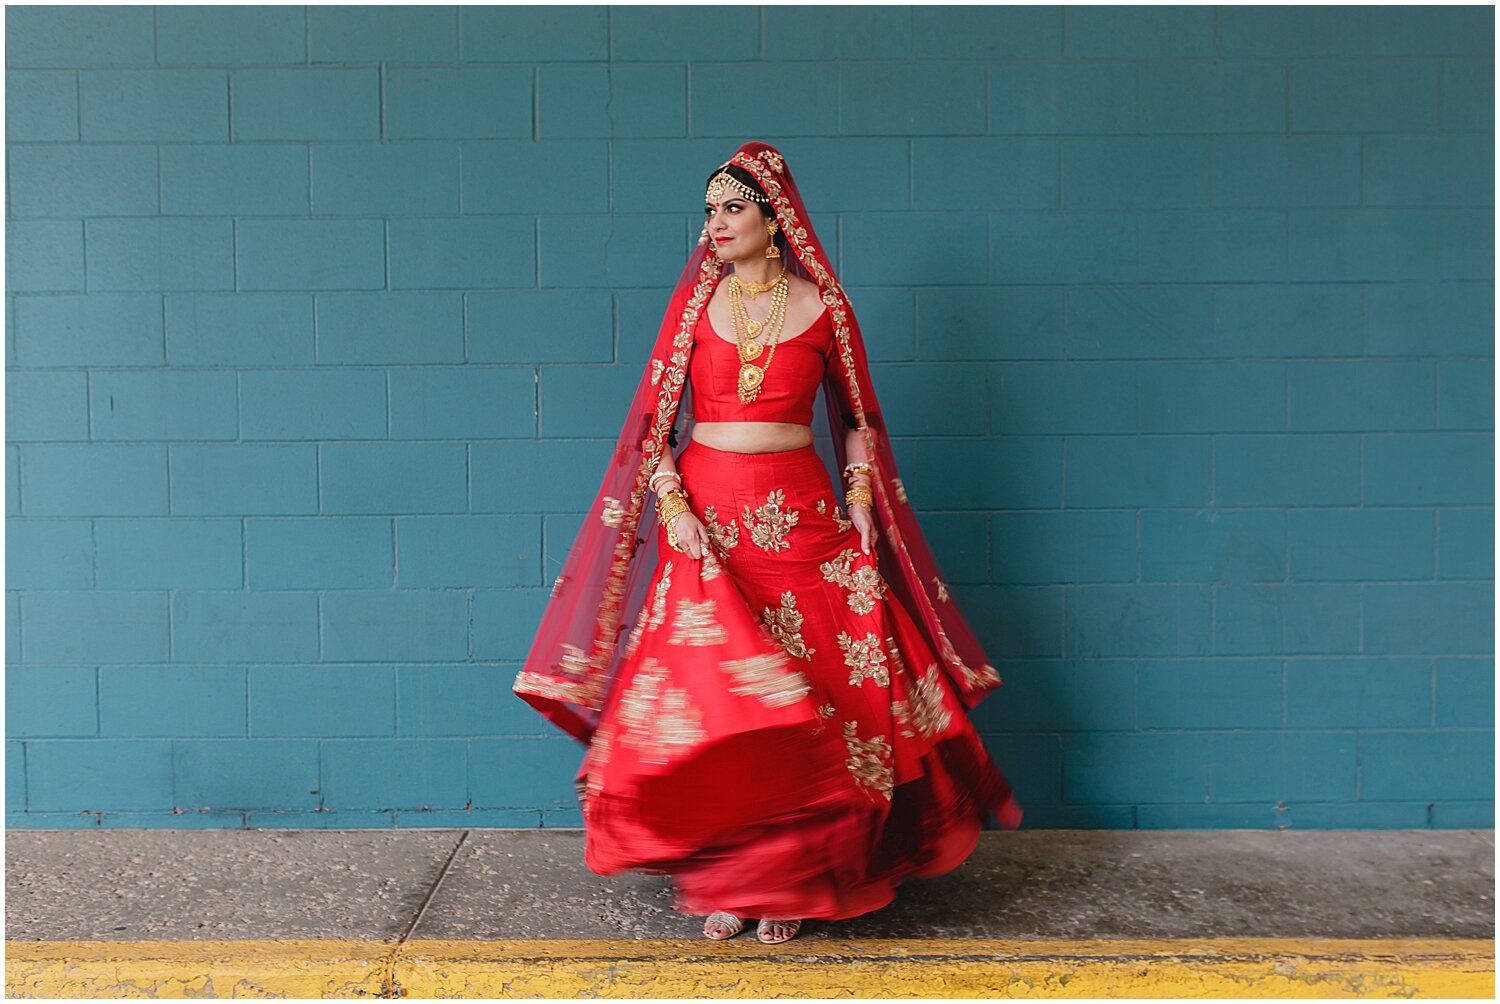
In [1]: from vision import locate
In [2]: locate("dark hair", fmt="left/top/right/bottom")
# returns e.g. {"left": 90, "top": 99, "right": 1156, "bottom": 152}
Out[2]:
{"left": 703, "top": 163, "right": 789, "bottom": 259}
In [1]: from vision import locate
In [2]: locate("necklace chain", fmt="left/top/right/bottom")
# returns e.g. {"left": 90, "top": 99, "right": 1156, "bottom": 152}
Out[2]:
{"left": 727, "top": 273, "right": 789, "bottom": 403}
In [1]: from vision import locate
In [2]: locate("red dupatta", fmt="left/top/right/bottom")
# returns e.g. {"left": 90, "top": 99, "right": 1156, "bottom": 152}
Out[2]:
{"left": 514, "top": 141, "right": 1004, "bottom": 746}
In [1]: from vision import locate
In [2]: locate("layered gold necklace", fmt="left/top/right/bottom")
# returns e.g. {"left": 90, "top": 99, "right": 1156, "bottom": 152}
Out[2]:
{"left": 727, "top": 269, "right": 789, "bottom": 403}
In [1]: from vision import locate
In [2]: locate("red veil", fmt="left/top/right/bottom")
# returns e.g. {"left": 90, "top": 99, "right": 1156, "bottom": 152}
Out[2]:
{"left": 514, "top": 140, "right": 1005, "bottom": 752}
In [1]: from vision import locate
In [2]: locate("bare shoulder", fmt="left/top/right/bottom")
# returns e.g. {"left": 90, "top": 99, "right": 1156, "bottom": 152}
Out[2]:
{"left": 786, "top": 273, "right": 823, "bottom": 312}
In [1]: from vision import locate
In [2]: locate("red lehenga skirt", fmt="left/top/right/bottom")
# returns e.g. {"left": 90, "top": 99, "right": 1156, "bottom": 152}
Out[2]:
{"left": 579, "top": 439, "right": 1021, "bottom": 922}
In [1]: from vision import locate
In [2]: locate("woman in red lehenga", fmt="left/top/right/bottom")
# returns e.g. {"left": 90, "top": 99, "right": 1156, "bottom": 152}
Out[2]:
{"left": 514, "top": 141, "right": 1022, "bottom": 944}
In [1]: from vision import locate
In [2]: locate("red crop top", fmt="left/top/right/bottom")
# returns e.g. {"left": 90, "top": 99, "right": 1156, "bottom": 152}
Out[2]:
{"left": 688, "top": 304, "right": 835, "bottom": 426}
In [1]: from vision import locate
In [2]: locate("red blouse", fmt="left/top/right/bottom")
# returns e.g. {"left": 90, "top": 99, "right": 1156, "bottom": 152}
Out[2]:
{"left": 688, "top": 305, "right": 834, "bottom": 426}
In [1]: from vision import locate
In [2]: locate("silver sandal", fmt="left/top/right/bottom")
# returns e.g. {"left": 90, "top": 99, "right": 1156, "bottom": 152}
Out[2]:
{"left": 703, "top": 911, "right": 746, "bottom": 940}
{"left": 756, "top": 917, "right": 802, "bottom": 943}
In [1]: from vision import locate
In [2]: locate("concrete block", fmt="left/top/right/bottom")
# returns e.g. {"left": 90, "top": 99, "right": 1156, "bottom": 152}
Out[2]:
{"left": 1139, "top": 211, "right": 1286, "bottom": 282}
{"left": 320, "top": 443, "right": 468, "bottom": 515}
{"left": 22, "top": 591, "right": 169, "bottom": 665}
{"left": 172, "top": 591, "right": 319, "bottom": 664}
{"left": 991, "top": 511, "right": 1136, "bottom": 584}
{"left": 157, "top": 6, "right": 306, "bottom": 65}
{"left": 88, "top": 369, "right": 238, "bottom": 441}
{"left": 246, "top": 517, "right": 394, "bottom": 590}
{"left": 166, "top": 294, "right": 313, "bottom": 366}
{"left": 7, "top": 370, "right": 89, "bottom": 441}
{"left": 386, "top": 67, "right": 531, "bottom": 140}
{"left": 21, "top": 445, "right": 168, "bottom": 516}
{"left": 169, "top": 444, "right": 318, "bottom": 516}
{"left": 8, "top": 145, "right": 158, "bottom": 217}
{"left": 1066, "top": 436, "right": 1212, "bottom": 508}
{"left": 390, "top": 367, "right": 536, "bottom": 440}
{"left": 315, "top": 293, "right": 465, "bottom": 366}
{"left": 96, "top": 518, "right": 243, "bottom": 590}
{"left": 310, "top": 5, "right": 457, "bottom": 63}
{"left": 396, "top": 515, "right": 540, "bottom": 588}
{"left": 462, "top": 139, "right": 608, "bottom": 213}
{"left": 237, "top": 220, "right": 385, "bottom": 292}
{"left": 250, "top": 666, "right": 397, "bottom": 737}
{"left": 6, "top": 666, "right": 97, "bottom": 737}
{"left": 99, "top": 666, "right": 247, "bottom": 737}
{"left": 161, "top": 145, "right": 310, "bottom": 216}
{"left": 389, "top": 217, "right": 534, "bottom": 290}
{"left": 232, "top": 68, "right": 380, "bottom": 141}
{"left": 1212, "top": 432, "right": 1368, "bottom": 510}
{"left": 312, "top": 143, "right": 460, "bottom": 217}
{"left": 6, "top": 518, "right": 93, "bottom": 588}
{"left": 8, "top": 220, "right": 84, "bottom": 293}
{"left": 321, "top": 590, "right": 469, "bottom": 662}
{"left": 79, "top": 69, "right": 227, "bottom": 142}
{"left": 239, "top": 369, "right": 387, "bottom": 441}
{"left": 1288, "top": 509, "right": 1434, "bottom": 581}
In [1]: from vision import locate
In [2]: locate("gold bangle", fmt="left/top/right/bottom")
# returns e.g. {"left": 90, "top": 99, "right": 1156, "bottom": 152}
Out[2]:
{"left": 845, "top": 485, "right": 874, "bottom": 510}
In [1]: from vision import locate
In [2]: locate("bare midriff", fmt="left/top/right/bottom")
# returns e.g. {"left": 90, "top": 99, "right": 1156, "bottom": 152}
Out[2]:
{"left": 690, "top": 421, "right": 814, "bottom": 453}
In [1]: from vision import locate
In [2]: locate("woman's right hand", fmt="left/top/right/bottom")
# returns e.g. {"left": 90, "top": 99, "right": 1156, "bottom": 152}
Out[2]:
{"left": 672, "top": 511, "right": 712, "bottom": 560}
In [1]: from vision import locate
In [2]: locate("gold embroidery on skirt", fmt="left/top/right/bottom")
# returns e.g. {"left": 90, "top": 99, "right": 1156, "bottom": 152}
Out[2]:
{"left": 646, "top": 561, "right": 673, "bottom": 631}
{"left": 908, "top": 662, "right": 955, "bottom": 739}
{"left": 514, "top": 642, "right": 606, "bottom": 708}
{"left": 717, "top": 650, "right": 810, "bottom": 708}
{"left": 839, "top": 630, "right": 889, "bottom": 687}
{"left": 760, "top": 590, "right": 815, "bottom": 660}
{"left": 890, "top": 698, "right": 916, "bottom": 739}
{"left": 843, "top": 720, "right": 893, "bottom": 799}
{"left": 615, "top": 658, "right": 706, "bottom": 765}
{"left": 667, "top": 597, "right": 728, "bottom": 646}
{"left": 832, "top": 506, "right": 854, "bottom": 532}
{"left": 601, "top": 496, "right": 626, "bottom": 526}
{"left": 820, "top": 547, "right": 887, "bottom": 615}
{"left": 699, "top": 548, "right": 724, "bottom": 580}
{"left": 702, "top": 505, "right": 740, "bottom": 555}
{"left": 884, "top": 635, "right": 907, "bottom": 680}
{"left": 815, "top": 499, "right": 826, "bottom": 514}
{"left": 741, "top": 488, "right": 799, "bottom": 552}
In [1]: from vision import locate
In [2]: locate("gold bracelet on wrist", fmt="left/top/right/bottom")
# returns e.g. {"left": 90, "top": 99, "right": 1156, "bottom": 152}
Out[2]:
{"left": 656, "top": 488, "right": 691, "bottom": 551}
{"left": 844, "top": 484, "right": 874, "bottom": 510}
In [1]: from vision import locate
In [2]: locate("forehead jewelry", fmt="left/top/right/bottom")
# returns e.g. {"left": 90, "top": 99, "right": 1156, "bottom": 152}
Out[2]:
{"left": 705, "top": 169, "right": 769, "bottom": 207}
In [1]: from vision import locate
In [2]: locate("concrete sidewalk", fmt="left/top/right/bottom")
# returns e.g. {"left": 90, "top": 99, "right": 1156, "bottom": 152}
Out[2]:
{"left": 5, "top": 828, "right": 1494, "bottom": 997}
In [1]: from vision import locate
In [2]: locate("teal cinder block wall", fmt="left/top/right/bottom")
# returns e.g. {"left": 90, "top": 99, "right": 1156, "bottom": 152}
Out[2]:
{"left": 5, "top": 5, "right": 1494, "bottom": 830}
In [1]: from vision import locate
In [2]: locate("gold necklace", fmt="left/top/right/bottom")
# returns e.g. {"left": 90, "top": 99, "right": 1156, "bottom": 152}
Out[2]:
{"left": 727, "top": 277, "right": 789, "bottom": 402}
{"left": 731, "top": 267, "right": 786, "bottom": 299}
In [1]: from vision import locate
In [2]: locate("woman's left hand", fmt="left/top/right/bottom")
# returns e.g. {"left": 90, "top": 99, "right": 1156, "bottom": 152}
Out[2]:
{"left": 850, "top": 503, "right": 877, "bottom": 558}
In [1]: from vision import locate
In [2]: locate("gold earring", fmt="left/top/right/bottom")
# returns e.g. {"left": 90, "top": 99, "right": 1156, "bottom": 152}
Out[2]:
{"left": 764, "top": 221, "right": 781, "bottom": 259}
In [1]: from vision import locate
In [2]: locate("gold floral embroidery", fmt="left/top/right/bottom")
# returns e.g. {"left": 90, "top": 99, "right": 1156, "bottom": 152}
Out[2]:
{"left": 935, "top": 629, "right": 1003, "bottom": 691}
{"left": 842, "top": 720, "right": 893, "bottom": 799}
{"left": 650, "top": 359, "right": 664, "bottom": 385}
{"left": 513, "top": 641, "right": 606, "bottom": 708}
{"left": 884, "top": 635, "right": 907, "bottom": 680}
{"left": 699, "top": 548, "right": 724, "bottom": 580}
{"left": 839, "top": 631, "right": 889, "bottom": 687}
{"left": 741, "top": 488, "right": 799, "bottom": 552}
{"left": 624, "top": 609, "right": 647, "bottom": 658}
{"left": 932, "top": 576, "right": 951, "bottom": 603}
{"left": 831, "top": 505, "right": 853, "bottom": 532}
{"left": 717, "top": 651, "right": 810, "bottom": 708}
{"left": 891, "top": 698, "right": 915, "bottom": 739}
{"left": 817, "top": 702, "right": 835, "bottom": 719}
{"left": 615, "top": 658, "right": 706, "bottom": 765}
{"left": 600, "top": 496, "right": 624, "bottom": 525}
{"left": 907, "top": 662, "right": 955, "bottom": 739}
{"left": 820, "top": 547, "right": 887, "bottom": 615}
{"left": 759, "top": 149, "right": 785, "bottom": 174}
{"left": 668, "top": 597, "right": 728, "bottom": 646}
{"left": 648, "top": 561, "right": 673, "bottom": 630}
{"left": 550, "top": 573, "right": 565, "bottom": 598}
{"left": 702, "top": 504, "right": 740, "bottom": 555}
{"left": 760, "top": 590, "right": 815, "bottom": 660}
{"left": 893, "top": 478, "right": 908, "bottom": 504}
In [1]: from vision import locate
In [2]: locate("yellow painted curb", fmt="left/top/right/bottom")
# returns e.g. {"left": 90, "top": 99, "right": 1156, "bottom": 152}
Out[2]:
{"left": 6, "top": 937, "right": 1494, "bottom": 999}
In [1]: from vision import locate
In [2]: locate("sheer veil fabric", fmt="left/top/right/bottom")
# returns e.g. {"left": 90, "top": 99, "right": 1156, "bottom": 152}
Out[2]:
{"left": 513, "top": 140, "right": 1019, "bottom": 830}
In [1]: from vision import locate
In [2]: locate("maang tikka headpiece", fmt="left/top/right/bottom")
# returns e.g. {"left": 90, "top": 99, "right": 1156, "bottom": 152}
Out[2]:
{"left": 705, "top": 166, "right": 769, "bottom": 207}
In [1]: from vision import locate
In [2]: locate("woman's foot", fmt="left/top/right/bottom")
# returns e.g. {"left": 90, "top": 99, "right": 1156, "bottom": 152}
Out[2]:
{"left": 703, "top": 911, "right": 745, "bottom": 940}
{"left": 757, "top": 917, "right": 802, "bottom": 943}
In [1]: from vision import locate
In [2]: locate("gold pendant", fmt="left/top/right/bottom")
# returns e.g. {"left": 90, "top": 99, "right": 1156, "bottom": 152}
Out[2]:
{"left": 738, "top": 363, "right": 765, "bottom": 400}
{"left": 738, "top": 339, "right": 764, "bottom": 362}
{"left": 745, "top": 319, "right": 761, "bottom": 336}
